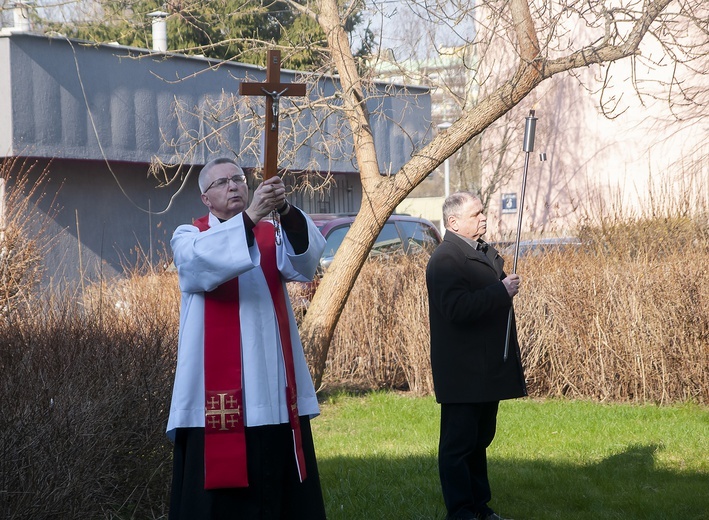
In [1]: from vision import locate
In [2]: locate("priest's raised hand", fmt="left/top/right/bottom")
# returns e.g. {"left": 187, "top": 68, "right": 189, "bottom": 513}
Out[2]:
{"left": 245, "top": 176, "right": 288, "bottom": 223}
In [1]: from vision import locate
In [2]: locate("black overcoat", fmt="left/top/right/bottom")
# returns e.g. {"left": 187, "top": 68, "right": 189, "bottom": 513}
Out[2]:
{"left": 426, "top": 231, "right": 527, "bottom": 403}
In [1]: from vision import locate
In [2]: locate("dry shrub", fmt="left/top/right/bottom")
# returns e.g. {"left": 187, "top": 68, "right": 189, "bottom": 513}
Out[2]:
{"left": 0, "top": 159, "right": 56, "bottom": 317}
{"left": 322, "top": 253, "right": 434, "bottom": 395}
{"left": 321, "top": 215, "right": 709, "bottom": 404}
{"left": 0, "top": 159, "right": 178, "bottom": 517}
{"left": 517, "top": 216, "right": 709, "bottom": 403}
{"left": 0, "top": 270, "right": 180, "bottom": 519}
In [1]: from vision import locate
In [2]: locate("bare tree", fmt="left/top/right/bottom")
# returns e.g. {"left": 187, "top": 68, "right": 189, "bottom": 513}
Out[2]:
{"left": 286, "top": 0, "right": 707, "bottom": 387}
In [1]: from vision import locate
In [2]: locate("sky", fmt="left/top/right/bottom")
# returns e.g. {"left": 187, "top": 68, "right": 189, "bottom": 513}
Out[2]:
{"left": 360, "top": 0, "right": 477, "bottom": 61}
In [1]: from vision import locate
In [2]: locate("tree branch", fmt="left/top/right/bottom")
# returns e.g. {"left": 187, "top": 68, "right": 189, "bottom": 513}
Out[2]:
{"left": 544, "top": 0, "right": 674, "bottom": 76}
{"left": 282, "top": 0, "right": 319, "bottom": 21}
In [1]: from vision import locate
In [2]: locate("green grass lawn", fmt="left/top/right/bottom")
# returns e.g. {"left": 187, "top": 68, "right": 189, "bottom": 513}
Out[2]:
{"left": 312, "top": 393, "right": 709, "bottom": 520}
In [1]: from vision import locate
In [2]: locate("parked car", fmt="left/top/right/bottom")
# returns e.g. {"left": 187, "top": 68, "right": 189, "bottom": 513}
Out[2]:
{"left": 166, "top": 213, "right": 441, "bottom": 287}
{"left": 309, "top": 213, "right": 442, "bottom": 271}
{"left": 289, "top": 213, "right": 442, "bottom": 312}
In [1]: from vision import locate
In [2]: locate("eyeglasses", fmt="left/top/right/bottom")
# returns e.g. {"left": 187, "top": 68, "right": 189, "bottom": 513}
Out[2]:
{"left": 204, "top": 174, "right": 247, "bottom": 193}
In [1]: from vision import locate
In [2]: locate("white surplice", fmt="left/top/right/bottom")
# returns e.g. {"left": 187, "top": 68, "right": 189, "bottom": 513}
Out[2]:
{"left": 166, "top": 211, "right": 326, "bottom": 440}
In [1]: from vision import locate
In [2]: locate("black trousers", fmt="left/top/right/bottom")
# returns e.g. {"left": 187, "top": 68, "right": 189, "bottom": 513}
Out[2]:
{"left": 438, "top": 401, "right": 499, "bottom": 520}
{"left": 169, "top": 417, "right": 327, "bottom": 520}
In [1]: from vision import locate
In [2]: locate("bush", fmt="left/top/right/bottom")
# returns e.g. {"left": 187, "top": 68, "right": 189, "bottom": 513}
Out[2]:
{"left": 520, "top": 216, "right": 709, "bottom": 402}
{"left": 321, "top": 253, "right": 434, "bottom": 395}
{"left": 0, "top": 159, "right": 55, "bottom": 318}
{"left": 322, "top": 216, "right": 709, "bottom": 404}
{"left": 0, "top": 273, "right": 178, "bottom": 519}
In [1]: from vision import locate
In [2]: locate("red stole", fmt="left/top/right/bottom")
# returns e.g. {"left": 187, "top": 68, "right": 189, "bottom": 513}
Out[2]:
{"left": 194, "top": 214, "right": 307, "bottom": 489}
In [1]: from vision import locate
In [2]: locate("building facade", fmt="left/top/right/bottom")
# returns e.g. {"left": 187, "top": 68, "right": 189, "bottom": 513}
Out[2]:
{"left": 0, "top": 32, "right": 431, "bottom": 285}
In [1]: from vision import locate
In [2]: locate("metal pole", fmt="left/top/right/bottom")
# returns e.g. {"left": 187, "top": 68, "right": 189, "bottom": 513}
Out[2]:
{"left": 444, "top": 157, "right": 450, "bottom": 199}
{"left": 504, "top": 109, "right": 537, "bottom": 361}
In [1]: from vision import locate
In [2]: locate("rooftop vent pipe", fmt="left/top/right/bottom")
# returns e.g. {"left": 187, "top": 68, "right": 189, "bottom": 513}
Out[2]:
{"left": 148, "top": 11, "right": 168, "bottom": 52}
{"left": 12, "top": 3, "right": 31, "bottom": 32}
{"left": 1, "top": 2, "right": 31, "bottom": 34}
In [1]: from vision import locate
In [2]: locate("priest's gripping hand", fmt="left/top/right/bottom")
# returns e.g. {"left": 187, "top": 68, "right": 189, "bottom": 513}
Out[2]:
{"left": 245, "top": 177, "right": 287, "bottom": 223}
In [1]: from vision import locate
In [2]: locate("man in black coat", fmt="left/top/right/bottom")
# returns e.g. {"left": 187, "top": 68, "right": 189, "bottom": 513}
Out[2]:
{"left": 426, "top": 191, "right": 527, "bottom": 520}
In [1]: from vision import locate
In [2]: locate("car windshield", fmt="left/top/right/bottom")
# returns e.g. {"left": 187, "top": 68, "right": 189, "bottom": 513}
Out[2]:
{"left": 321, "top": 221, "right": 405, "bottom": 259}
{"left": 321, "top": 226, "right": 347, "bottom": 258}
{"left": 397, "top": 221, "right": 440, "bottom": 253}
{"left": 371, "top": 222, "right": 403, "bottom": 256}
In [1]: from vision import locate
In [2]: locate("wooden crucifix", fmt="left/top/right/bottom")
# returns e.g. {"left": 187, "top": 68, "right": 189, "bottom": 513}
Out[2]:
{"left": 239, "top": 50, "right": 306, "bottom": 180}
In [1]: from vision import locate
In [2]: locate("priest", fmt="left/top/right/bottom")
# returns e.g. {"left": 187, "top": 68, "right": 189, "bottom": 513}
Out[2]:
{"left": 167, "top": 157, "right": 327, "bottom": 519}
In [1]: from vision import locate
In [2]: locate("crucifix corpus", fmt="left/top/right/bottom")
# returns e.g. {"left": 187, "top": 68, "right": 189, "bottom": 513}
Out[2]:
{"left": 239, "top": 49, "right": 306, "bottom": 181}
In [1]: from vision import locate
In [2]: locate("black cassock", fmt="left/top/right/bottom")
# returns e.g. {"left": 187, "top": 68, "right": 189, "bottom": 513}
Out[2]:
{"left": 169, "top": 417, "right": 327, "bottom": 520}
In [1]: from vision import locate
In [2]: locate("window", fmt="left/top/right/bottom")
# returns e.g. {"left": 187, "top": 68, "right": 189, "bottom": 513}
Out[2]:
{"left": 322, "top": 226, "right": 348, "bottom": 259}
{"left": 398, "top": 221, "right": 440, "bottom": 253}
{"left": 371, "top": 222, "right": 403, "bottom": 256}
